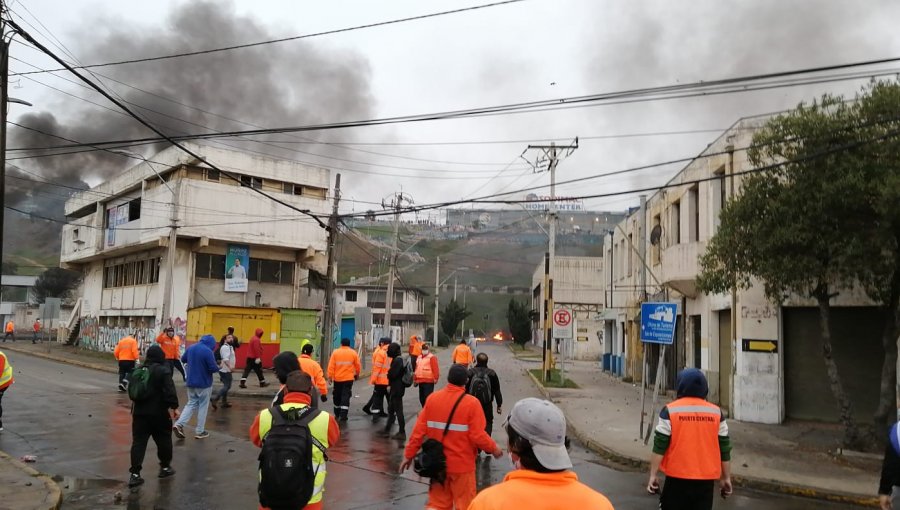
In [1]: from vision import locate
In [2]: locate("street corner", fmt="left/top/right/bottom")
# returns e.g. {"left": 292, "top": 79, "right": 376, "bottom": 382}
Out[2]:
{"left": 0, "top": 450, "right": 63, "bottom": 510}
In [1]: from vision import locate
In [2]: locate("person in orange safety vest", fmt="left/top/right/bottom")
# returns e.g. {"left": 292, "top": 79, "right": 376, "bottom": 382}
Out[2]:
{"left": 114, "top": 333, "right": 140, "bottom": 392}
{"left": 647, "top": 368, "right": 733, "bottom": 510}
{"left": 362, "top": 337, "right": 391, "bottom": 419}
{"left": 0, "top": 348, "right": 14, "bottom": 431}
{"left": 3, "top": 320, "right": 14, "bottom": 342}
{"left": 298, "top": 343, "right": 328, "bottom": 405}
{"left": 156, "top": 327, "right": 185, "bottom": 381}
{"left": 413, "top": 342, "right": 440, "bottom": 407}
{"left": 326, "top": 337, "right": 360, "bottom": 421}
{"left": 400, "top": 364, "right": 502, "bottom": 510}
{"left": 451, "top": 338, "right": 473, "bottom": 367}
{"left": 468, "top": 398, "right": 614, "bottom": 510}
{"left": 408, "top": 334, "right": 424, "bottom": 370}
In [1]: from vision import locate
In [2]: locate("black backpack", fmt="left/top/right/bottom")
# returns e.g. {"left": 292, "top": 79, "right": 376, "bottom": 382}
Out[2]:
{"left": 414, "top": 393, "right": 466, "bottom": 484}
{"left": 258, "top": 405, "right": 327, "bottom": 510}
{"left": 467, "top": 368, "right": 493, "bottom": 409}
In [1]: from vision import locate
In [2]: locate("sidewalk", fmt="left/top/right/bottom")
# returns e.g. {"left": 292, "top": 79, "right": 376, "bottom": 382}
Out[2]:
{"left": 0, "top": 450, "right": 62, "bottom": 510}
{"left": 510, "top": 344, "right": 880, "bottom": 507}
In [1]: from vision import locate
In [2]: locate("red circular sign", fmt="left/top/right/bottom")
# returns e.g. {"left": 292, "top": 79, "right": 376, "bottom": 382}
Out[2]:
{"left": 553, "top": 309, "right": 572, "bottom": 326}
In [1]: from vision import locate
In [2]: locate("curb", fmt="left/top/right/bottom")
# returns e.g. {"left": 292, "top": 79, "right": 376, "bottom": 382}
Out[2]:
{"left": 0, "top": 450, "right": 63, "bottom": 510}
{"left": 521, "top": 367, "right": 878, "bottom": 508}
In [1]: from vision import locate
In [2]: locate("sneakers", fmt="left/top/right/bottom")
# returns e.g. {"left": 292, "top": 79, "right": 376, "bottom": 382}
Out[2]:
{"left": 239, "top": 381, "right": 247, "bottom": 389}
{"left": 259, "top": 381, "right": 270, "bottom": 388}
{"left": 210, "top": 400, "right": 218, "bottom": 411}
{"left": 127, "top": 473, "right": 145, "bottom": 488}
{"left": 172, "top": 425, "right": 185, "bottom": 439}
{"left": 118, "top": 383, "right": 126, "bottom": 392}
{"left": 158, "top": 467, "right": 176, "bottom": 479}
{"left": 194, "top": 431, "right": 210, "bottom": 439}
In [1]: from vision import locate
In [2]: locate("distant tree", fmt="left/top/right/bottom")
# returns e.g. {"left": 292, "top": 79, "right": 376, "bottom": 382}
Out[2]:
{"left": 365, "top": 210, "right": 376, "bottom": 221}
{"left": 1, "top": 261, "right": 18, "bottom": 274}
{"left": 440, "top": 299, "right": 470, "bottom": 339}
{"left": 507, "top": 298, "right": 532, "bottom": 347}
{"left": 697, "top": 89, "right": 887, "bottom": 448}
{"left": 33, "top": 267, "right": 82, "bottom": 304}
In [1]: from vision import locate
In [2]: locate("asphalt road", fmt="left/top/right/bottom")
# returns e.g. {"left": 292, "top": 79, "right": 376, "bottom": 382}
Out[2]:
{"left": 0, "top": 343, "right": 859, "bottom": 509}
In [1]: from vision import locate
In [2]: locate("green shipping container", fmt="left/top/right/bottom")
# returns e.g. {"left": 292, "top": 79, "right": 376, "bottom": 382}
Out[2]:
{"left": 280, "top": 309, "right": 320, "bottom": 361}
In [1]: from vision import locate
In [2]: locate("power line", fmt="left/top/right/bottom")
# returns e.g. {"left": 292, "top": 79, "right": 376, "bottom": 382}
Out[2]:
{"left": 10, "top": 1, "right": 526, "bottom": 76}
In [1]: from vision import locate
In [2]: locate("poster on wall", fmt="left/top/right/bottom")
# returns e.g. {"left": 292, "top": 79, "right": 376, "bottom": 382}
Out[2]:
{"left": 225, "top": 243, "right": 250, "bottom": 292}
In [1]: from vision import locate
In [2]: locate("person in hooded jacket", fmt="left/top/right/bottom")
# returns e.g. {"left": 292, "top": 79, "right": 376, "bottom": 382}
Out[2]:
{"left": 128, "top": 345, "right": 180, "bottom": 488}
{"left": 384, "top": 342, "right": 407, "bottom": 439}
{"left": 172, "top": 335, "right": 220, "bottom": 440}
{"left": 240, "top": 328, "right": 269, "bottom": 389}
{"left": 648, "top": 368, "right": 733, "bottom": 510}
{"left": 270, "top": 351, "right": 321, "bottom": 409}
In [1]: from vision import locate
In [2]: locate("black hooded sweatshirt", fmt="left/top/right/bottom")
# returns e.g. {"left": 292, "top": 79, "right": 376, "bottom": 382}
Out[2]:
{"left": 386, "top": 343, "right": 405, "bottom": 396}
{"left": 133, "top": 345, "right": 179, "bottom": 418}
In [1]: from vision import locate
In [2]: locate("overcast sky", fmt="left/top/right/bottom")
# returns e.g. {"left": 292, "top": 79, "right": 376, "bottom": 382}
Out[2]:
{"left": 9, "top": 0, "right": 900, "bottom": 220}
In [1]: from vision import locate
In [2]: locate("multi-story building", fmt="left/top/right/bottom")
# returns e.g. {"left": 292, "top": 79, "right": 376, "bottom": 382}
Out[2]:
{"left": 600, "top": 114, "right": 883, "bottom": 425}
{"left": 337, "top": 282, "right": 429, "bottom": 340}
{"left": 60, "top": 143, "right": 330, "bottom": 348}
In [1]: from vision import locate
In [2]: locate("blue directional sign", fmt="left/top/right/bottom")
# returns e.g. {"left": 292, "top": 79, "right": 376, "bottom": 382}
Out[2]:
{"left": 640, "top": 302, "right": 677, "bottom": 344}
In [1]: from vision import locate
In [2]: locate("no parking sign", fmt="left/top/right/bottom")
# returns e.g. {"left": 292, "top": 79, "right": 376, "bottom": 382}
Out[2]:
{"left": 552, "top": 308, "right": 573, "bottom": 339}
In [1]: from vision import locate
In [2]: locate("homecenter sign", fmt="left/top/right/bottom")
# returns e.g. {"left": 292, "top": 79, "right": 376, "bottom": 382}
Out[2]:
{"left": 522, "top": 193, "right": 584, "bottom": 211}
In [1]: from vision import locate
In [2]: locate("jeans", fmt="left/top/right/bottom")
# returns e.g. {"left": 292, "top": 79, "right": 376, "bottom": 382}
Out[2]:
{"left": 212, "top": 372, "right": 233, "bottom": 404}
{"left": 130, "top": 414, "right": 173, "bottom": 474}
{"left": 118, "top": 360, "right": 136, "bottom": 387}
{"left": 174, "top": 386, "right": 213, "bottom": 434}
{"left": 332, "top": 380, "right": 353, "bottom": 419}
{"left": 240, "top": 358, "right": 265, "bottom": 383}
{"left": 418, "top": 382, "right": 435, "bottom": 407}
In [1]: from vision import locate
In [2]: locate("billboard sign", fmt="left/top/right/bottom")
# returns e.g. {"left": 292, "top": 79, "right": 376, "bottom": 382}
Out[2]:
{"left": 225, "top": 244, "right": 250, "bottom": 292}
{"left": 640, "top": 302, "right": 677, "bottom": 344}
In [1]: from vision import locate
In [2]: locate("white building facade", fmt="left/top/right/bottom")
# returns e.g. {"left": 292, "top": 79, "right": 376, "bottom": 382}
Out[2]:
{"left": 60, "top": 143, "right": 330, "bottom": 345}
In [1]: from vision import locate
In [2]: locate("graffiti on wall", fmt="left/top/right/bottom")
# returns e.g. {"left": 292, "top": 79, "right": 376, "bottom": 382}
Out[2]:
{"left": 78, "top": 316, "right": 187, "bottom": 354}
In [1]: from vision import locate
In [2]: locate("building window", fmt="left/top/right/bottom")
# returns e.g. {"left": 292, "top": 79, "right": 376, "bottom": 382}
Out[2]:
{"left": 627, "top": 234, "right": 633, "bottom": 277}
{"left": 713, "top": 166, "right": 726, "bottom": 232}
{"left": 282, "top": 183, "right": 304, "bottom": 196}
{"left": 345, "top": 290, "right": 358, "bottom": 302}
{"left": 241, "top": 175, "right": 262, "bottom": 189}
{"left": 73, "top": 228, "right": 80, "bottom": 240}
{"left": 103, "top": 257, "right": 161, "bottom": 288}
{"left": 651, "top": 214, "right": 661, "bottom": 265}
{"left": 671, "top": 200, "right": 681, "bottom": 244}
{"left": 195, "top": 253, "right": 227, "bottom": 280}
{"left": 688, "top": 186, "right": 699, "bottom": 242}
{"left": 206, "top": 169, "right": 220, "bottom": 182}
{"left": 128, "top": 198, "right": 141, "bottom": 222}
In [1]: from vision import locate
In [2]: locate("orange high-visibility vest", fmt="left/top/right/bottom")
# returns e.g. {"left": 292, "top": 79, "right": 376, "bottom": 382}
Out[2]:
{"left": 414, "top": 352, "right": 438, "bottom": 383}
{"left": 328, "top": 346, "right": 361, "bottom": 383}
{"left": 409, "top": 336, "right": 423, "bottom": 356}
{"left": 452, "top": 343, "right": 473, "bottom": 365}
{"left": 4, "top": 322, "right": 13, "bottom": 333}
{"left": 370, "top": 345, "right": 389, "bottom": 385}
{"left": 659, "top": 397, "right": 724, "bottom": 480}
{"left": 114, "top": 336, "right": 140, "bottom": 361}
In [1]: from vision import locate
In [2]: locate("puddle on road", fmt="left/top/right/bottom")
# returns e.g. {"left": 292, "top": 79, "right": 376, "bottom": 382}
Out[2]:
{"left": 54, "top": 475, "right": 127, "bottom": 509}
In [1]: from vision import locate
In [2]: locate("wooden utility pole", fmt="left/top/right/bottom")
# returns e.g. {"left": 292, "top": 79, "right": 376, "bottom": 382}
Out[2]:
{"left": 0, "top": 4, "right": 9, "bottom": 279}
{"left": 321, "top": 174, "right": 342, "bottom": 370}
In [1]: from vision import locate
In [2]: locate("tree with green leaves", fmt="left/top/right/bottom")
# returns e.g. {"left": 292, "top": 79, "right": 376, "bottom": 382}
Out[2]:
{"left": 697, "top": 92, "right": 875, "bottom": 447}
{"left": 440, "top": 299, "right": 470, "bottom": 339}
{"left": 33, "top": 267, "right": 82, "bottom": 304}
{"left": 507, "top": 298, "right": 532, "bottom": 347}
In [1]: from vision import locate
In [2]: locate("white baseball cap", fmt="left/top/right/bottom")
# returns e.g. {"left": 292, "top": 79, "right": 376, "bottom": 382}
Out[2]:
{"left": 505, "top": 398, "right": 572, "bottom": 470}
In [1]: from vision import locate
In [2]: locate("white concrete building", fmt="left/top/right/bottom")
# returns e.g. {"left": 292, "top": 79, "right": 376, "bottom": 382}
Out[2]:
{"left": 531, "top": 256, "right": 606, "bottom": 361}
{"left": 600, "top": 114, "right": 883, "bottom": 425}
{"left": 60, "top": 143, "right": 330, "bottom": 342}
{"left": 338, "top": 282, "right": 428, "bottom": 340}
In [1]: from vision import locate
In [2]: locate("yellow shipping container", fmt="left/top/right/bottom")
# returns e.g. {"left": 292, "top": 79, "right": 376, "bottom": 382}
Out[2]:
{"left": 186, "top": 305, "right": 282, "bottom": 369}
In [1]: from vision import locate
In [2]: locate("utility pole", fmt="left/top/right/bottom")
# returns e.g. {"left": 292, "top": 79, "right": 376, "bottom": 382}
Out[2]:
{"left": 160, "top": 182, "right": 178, "bottom": 328}
{"left": 433, "top": 256, "right": 440, "bottom": 347}
{"left": 524, "top": 138, "right": 578, "bottom": 381}
{"left": 321, "top": 174, "right": 341, "bottom": 370}
{"left": 382, "top": 192, "right": 411, "bottom": 340}
{"left": 0, "top": 5, "right": 9, "bottom": 279}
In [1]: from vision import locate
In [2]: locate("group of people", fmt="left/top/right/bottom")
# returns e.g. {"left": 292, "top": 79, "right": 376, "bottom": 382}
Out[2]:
{"left": 2, "top": 319, "right": 42, "bottom": 344}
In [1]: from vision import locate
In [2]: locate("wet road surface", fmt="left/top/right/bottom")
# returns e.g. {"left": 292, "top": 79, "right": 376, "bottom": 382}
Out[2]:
{"left": 0, "top": 344, "right": 860, "bottom": 509}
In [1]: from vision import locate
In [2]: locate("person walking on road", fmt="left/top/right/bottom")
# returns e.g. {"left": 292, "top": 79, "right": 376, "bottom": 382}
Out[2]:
{"left": 3, "top": 320, "right": 14, "bottom": 342}
{"left": 400, "top": 364, "right": 502, "bottom": 510}
{"left": 384, "top": 342, "right": 407, "bottom": 439}
{"left": 467, "top": 352, "right": 503, "bottom": 436}
{"left": 362, "top": 337, "right": 391, "bottom": 419}
{"left": 240, "top": 328, "right": 269, "bottom": 389}
{"left": 468, "top": 398, "right": 615, "bottom": 510}
{"left": 0, "top": 348, "right": 14, "bottom": 432}
{"left": 156, "top": 327, "right": 185, "bottom": 381}
{"left": 647, "top": 368, "right": 733, "bottom": 510}
{"left": 32, "top": 319, "right": 40, "bottom": 344}
{"left": 326, "top": 337, "right": 360, "bottom": 421}
{"left": 211, "top": 334, "right": 236, "bottom": 410}
{"left": 299, "top": 343, "right": 328, "bottom": 406}
{"left": 414, "top": 342, "right": 440, "bottom": 407}
{"left": 250, "top": 370, "right": 341, "bottom": 510}
{"left": 271, "top": 351, "right": 305, "bottom": 406}
{"left": 408, "top": 334, "right": 424, "bottom": 370}
{"left": 114, "top": 333, "right": 140, "bottom": 392}
{"left": 127, "top": 345, "right": 179, "bottom": 488}
{"left": 451, "top": 338, "right": 473, "bottom": 367}
{"left": 173, "top": 335, "right": 220, "bottom": 440}
{"left": 878, "top": 420, "right": 900, "bottom": 509}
